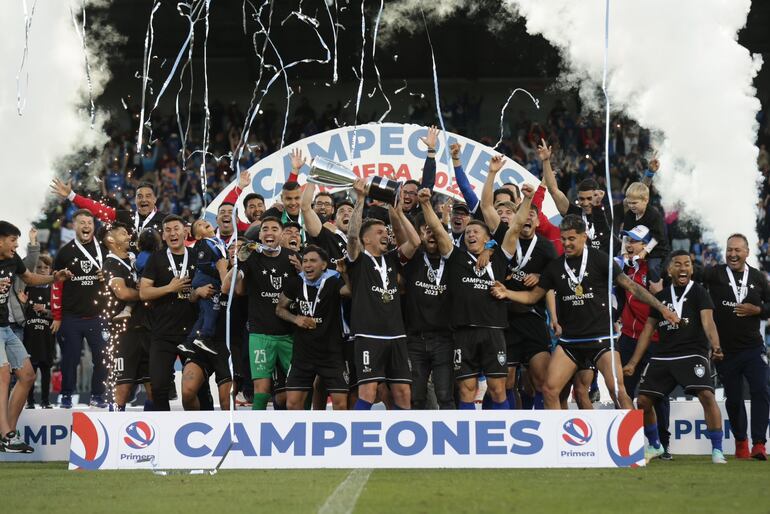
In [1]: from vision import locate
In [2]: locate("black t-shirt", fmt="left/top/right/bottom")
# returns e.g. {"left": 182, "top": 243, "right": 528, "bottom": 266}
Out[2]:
{"left": 539, "top": 248, "right": 622, "bottom": 341}
{"left": 282, "top": 275, "right": 346, "bottom": 360}
{"left": 702, "top": 264, "right": 770, "bottom": 353}
{"left": 347, "top": 249, "right": 405, "bottom": 338}
{"left": 141, "top": 249, "right": 197, "bottom": 337}
{"left": 54, "top": 239, "right": 107, "bottom": 318}
{"left": 241, "top": 249, "right": 298, "bottom": 335}
{"left": 567, "top": 204, "right": 611, "bottom": 254}
{"left": 214, "top": 288, "right": 248, "bottom": 344}
{"left": 0, "top": 253, "right": 26, "bottom": 327}
{"left": 23, "top": 285, "right": 53, "bottom": 360}
{"left": 103, "top": 254, "right": 140, "bottom": 324}
{"left": 649, "top": 282, "right": 714, "bottom": 357}
{"left": 446, "top": 247, "right": 511, "bottom": 329}
{"left": 403, "top": 249, "right": 451, "bottom": 333}
{"left": 115, "top": 209, "right": 168, "bottom": 253}
{"left": 505, "top": 235, "right": 557, "bottom": 318}
{"left": 622, "top": 206, "right": 668, "bottom": 259}
{"left": 308, "top": 226, "right": 348, "bottom": 265}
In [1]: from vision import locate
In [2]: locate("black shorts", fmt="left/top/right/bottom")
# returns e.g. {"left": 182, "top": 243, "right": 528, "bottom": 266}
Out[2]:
{"left": 185, "top": 339, "right": 232, "bottom": 386}
{"left": 454, "top": 327, "right": 507, "bottom": 380}
{"left": 506, "top": 314, "right": 551, "bottom": 367}
{"left": 343, "top": 337, "right": 356, "bottom": 389}
{"left": 354, "top": 336, "right": 412, "bottom": 386}
{"left": 112, "top": 325, "right": 150, "bottom": 385}
{"left": 638, "top": 354, "right": 714, "bottom": 398}
{"left": 272, "top": 365, "right": 287, "bottom": 393}
{"left": 558, "top": 340, "right": 613, "bottom": 371}
{"left": 286, "top": 356, "right": 349, "bottom": 394}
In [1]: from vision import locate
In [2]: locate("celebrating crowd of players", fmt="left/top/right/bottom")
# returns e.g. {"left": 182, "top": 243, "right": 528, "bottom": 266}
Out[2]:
{"left": 0, "top": 126, "right": 767, "bottom": 465}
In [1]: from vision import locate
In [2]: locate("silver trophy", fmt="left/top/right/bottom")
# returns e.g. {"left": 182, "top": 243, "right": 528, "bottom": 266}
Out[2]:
{"left": 308, "top": 157, "right": 401, "bottom": 205}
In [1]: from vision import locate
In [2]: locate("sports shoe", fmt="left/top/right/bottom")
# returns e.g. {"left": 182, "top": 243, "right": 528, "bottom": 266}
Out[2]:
{"left": 3, "top": 431, "right": 34, "bottom": 454}
{"left": 751, "top": 442, "right": 767, "bottom": 461}
{"left": 25, "top": 402, "right": 36, "bottom": 410}
{"left": 660, "top": 448, "right": 673, "bottom": 461}
{"left": 735, "top": 438, "right": 751, "bottom": 459}
{"left": 712, "top": 448, "right": 727, "bottom": 464}
{"left": 644, "top": 444, "right": 664, "bottom": 462}
{"left": 89, "top": 396, "right": 108, "bottom": 409}
{"left": 235, "top": 392, "right": 251, "bottom": 407}
{"left": 41, "top": 401, "right": 53, "bottom": 409}
{"left": 60, "top": 395, "right": 73, "bottom": 409}
{"left": 192, "top": 338, "right": 218, "bottom": 355}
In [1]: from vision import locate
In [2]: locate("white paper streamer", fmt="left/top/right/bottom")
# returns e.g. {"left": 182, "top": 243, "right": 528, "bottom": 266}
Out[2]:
{"left": 494, "top": 88, "right": 540, "bottom": 150}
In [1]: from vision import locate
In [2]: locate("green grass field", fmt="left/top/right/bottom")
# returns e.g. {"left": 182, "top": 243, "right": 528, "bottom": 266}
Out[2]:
{"left": 2, "top": 458, "right": 769, "bottom": 514}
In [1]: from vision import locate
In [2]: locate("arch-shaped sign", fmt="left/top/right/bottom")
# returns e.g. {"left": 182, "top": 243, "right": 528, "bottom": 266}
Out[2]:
{"left": 204, "top": 122, "right": 558, "bottom": 226}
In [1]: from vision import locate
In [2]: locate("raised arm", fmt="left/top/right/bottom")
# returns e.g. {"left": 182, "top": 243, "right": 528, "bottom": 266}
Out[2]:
{"left": 418, "top": 189, "right": 453, "bottom": 257}
{"left": 419, "top": 125, "right": 439, "bottom": 189}
{"left": 501, "top": 183, "right": 534, "bottom": 256}
{"left": 481, "top": 155, "right": 504, "bottom": 232}
{"left": 641, "top": 154, "right": 659, "bottom": 187}
{"left": 50, "top": 177, "right": 117, "bottom": 223}
{"left": 616, "top": 273, "right": 680, "bottom": 325}
{"left": 346, "top": 179, "right": 367, "bottom": 262}
{"left": 451, "top": 143, "right": 479, "bottom": 213}
{"left": 301, "top": 182, "right": 323, "bottom": 237}
{"left": 389, "top": 192, "right": 420, "bottom": 260}
{"left": 537, "top": 139, "right": 569, "bottom": 215}
{"left": 287, "top": 148, "right": 306, "bottom": 183}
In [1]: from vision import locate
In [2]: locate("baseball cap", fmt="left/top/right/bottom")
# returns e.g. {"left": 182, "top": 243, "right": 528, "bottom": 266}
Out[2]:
{"left": 452, "top": 202, "right": 470, "bottom": 214}
{"left": 621, "top": 225, "right": 651, "bottom": 243}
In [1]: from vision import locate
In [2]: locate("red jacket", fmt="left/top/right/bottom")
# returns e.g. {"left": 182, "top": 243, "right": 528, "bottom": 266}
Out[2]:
{"left": 620, "top": 259, "right": 659, "bottom": 341}
{"left": 532, "top": 185, "right": 564, "bottom": 255}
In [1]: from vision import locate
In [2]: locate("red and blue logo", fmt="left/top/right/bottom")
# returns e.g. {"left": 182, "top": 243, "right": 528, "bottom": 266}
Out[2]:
{"left": 69, "top": 413, "right": 110, "bottom": 470}
{"left": 124, "top": 421, "right": 155, "bottom": 449}
{"left": 606, "top": 410, "right": 645, "bottom": 467}
{"left": 562, "top": 418, "right": 593, "bottom": 446}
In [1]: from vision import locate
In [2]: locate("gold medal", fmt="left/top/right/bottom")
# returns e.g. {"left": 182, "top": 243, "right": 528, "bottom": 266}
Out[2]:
{"left": 381, "top": 291, "right": 394, "bottom": 303}
{"left": 574, "top": 284, "right": 584, "bottom": 297}
{"left": 178, "top": 287, "right": 192, "bottom": 300}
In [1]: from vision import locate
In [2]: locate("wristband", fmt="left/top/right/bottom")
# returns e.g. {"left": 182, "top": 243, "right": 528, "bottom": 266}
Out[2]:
{"left": 484, "top": 240, "right": 497, "bottom": 250}
{"left": 67, "top": 191, "right": 76, "bottom": 201}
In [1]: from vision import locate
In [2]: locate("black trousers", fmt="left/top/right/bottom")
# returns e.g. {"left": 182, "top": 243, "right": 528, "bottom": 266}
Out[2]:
{"left": 407, "top": 331, "right": 455, "bottom": 409}
{"left": 717, "top": 346, "right": 770, "bottom": 444}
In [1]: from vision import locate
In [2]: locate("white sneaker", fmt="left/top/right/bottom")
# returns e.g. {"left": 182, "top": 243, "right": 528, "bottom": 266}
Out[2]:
{"left": 644, "top": 444, "right": 664, "bottom": 463}
{"left": 712, "top": 449, "right": 727, "bottom": 464}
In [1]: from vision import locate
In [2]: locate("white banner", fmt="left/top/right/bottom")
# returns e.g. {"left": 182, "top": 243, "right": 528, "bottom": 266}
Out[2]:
{"left": 204, "top": 122, "right": 560, "bottom": 226}
{"left": 67, "top": 410, "right": 644, "bottom": 470}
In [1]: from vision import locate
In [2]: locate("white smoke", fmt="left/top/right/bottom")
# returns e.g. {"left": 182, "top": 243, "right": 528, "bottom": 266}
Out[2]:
{"left": 384, "top": 0, "right": 763, "bottom": 253}
{"left": 0, "top": 1, "right": 110, "bottom": 246}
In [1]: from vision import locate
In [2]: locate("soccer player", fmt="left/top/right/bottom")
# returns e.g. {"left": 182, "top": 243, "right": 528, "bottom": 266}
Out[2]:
{"left": 402, "top": 190, "right": 456, "bottom": 409}
{"left": 0, "top": 221, "right": 70, "bottom": 452}
{"left": 302, "top": 183, "right": 355, "bottom": 265}
{"left": 345, "top": 179, "right": 420, "bottom": 410}
{"left": 263, "top": 182, "right": 305, "bottom": 234}
{"left": 490, "top": 214, "right": 679, "bottom": 410}
{"left": 102, "top": 223, "right": 152, "bottom": 411}
{"left": 50, "top": 178, "right": 167, "bottom": 251}
{"left": 52, "top": 209, "right": 110, "bottom": 408}
{"left": 623, "top": 251, "right": 727, "bottom": 464}
{"left": 702, "top": 234, "right": 770, "bottom": 460}
{"left": 277, "top": 245, "right": 351, "bottom": 410}
{"left": 139, "top": 215, "right": 218, "bottom": 411}
{"left": 616, "top": 225, "right": 671, "bottom": 458}
{"left": 223, "top": 217, "right": 298, "bottom": 410}
{"left": 312, "top": 192, "right": 336, "bottom": 222}
{"left": 538, "top": 140, "right": 611, "bottom": 253}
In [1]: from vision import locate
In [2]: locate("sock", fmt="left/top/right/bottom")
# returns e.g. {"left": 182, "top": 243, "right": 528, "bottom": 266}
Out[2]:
{"left": 707, "top": 429, "right": 724, "bottom": 452}
{"left": 392, "top": 404, "right": 405, "bottom": 410}
{"left": 458, "top": 401, "right": 476, "bottom": 410}
{"left": 533, "top": 392, "right": 544, "bottom": 410}
{"left": 644, "top": 424, "right": 661, "bottom": 449}
{"left": 481, "top": 393, "right": 494, "bottom": 410}
{"left": 143, "top": 400, "right": 154, "bottom": 411}
{"left": 354, "top": 399, "right": 373, "bottom": 410}
{"left": 252, "top": 393, "right": 271, "bottom": 411}
{"left": 491, "top": 399, "right": 510, "bottom": 410}
{"left": 506, "top": 389, "right": 517, "bottom": 410}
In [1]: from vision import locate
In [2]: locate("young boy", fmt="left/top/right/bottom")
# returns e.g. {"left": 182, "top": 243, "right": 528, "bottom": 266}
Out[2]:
{"left": 622, "top": 182, "right": 669, "bottom": 290}
{"left": 186, "top": 220, "right": 228, "bottom": 356}
{"left": 24, "top": 255, "right": 56, "bottom": 409}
